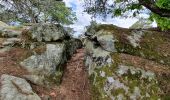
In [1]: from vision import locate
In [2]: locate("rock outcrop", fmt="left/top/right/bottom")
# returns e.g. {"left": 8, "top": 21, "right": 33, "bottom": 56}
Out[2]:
{"left": 0, "top": 22, "right": 82, "bottom": 89}
{"left": 0, "top": 74, "right": 41, "bottom": 100}
{"left": 19, "top": 23, "right": 82, "bottom": 86}
{"left": 129, "top": 18, "right": 153, "bottom": 29}
{"left": 0, "top": 21, "right": 28, "bottom": 53}
{"left": 0, "top": 21, "right": 24, "bottom": 38}
{"left": 85, "top": 24, "right": 170, "bottom": 65}
{"left": 84, "top": 24, "right": 170, "bottom": 99}
{"left": 21, "top": 23, "right": 70, "bottom": 42}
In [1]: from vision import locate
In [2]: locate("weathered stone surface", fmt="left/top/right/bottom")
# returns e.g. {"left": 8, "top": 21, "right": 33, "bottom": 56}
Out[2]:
{"left": 85, "top": 24, "right": 170, "bottom": 66}
{"left": 19, "top": 24, "right": 82, "bottom": 86}
{"left": 130, "top": 18, "right": 153, "bottom": 29}
{"left": 66, "top": 38, "right": 82, "bottom": 58}
{"left": 84, "top": 39, "right": 112, "bottom": 75}
{"left": 97, "top": 34, "right": 116, "bottom": 52}
{"left": 20, "top": 43, "right": 65, "bottom": 74}
{"left": 0, "top": 28, "right": 22, "bottom": 38}
{"left": 0, "top": 22, "right": 83, "bottom": 87}
{"left": 20, "top": 43, "right": 66, "bottom": 85}
{"left": 22, "top": 23, "right": 70, "bottom": 42}
{"left": 0, "top": 46, "right": 11, "bottom": 53}
{"left": 0, "top": 21, "right": 23, "bottom": 38}
{"left": 0, "top": 74, "right": 40, "bottom": 100}
{"left": 23, "top": 75, "right": 47, "bottom": 86}
{"left": 2, "top": 38, "right": 21, "bottom": 46}
{"left": 0, "top": 21, "right": 8, "bottom": 28}
{"left": 85, "top": 24, "right": 170, "bottom": 99}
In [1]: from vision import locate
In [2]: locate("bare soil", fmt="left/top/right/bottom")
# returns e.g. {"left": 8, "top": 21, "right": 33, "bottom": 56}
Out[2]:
{"left": 56, "top": 49, "right": 91, "bottom": 100}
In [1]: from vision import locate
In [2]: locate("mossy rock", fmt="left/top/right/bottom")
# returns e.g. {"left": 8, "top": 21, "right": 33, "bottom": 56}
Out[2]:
{"left": 90, "top": 65, "right": 162, "bottom": 99}
{"left": 86, "top": 49, "right": 170, "bottom": 100}
{"left": 84, "top": 29, "right": 170, "bottom": 99}
{"left": 86, "top": 24, "right": 170, "bottom": 66}
{"left": 21, "top": 23, "right": 70, "bottom": 42}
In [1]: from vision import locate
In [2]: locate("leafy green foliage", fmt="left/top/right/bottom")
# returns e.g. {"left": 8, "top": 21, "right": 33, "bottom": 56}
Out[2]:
{"left": 114, "top": 9, "right": 122, "bottom": 16}
{"left": 127, "top": 4, "right": 142, "bottom": 10}
{"left": 84, "top": 0, "right": 145, "bottom": 18}
{"left": 154, "top": 0, "right": 170, "bottom": 30}
{"left": 0, "top": 0, "right": 76, "bottom": 25}
{"left": 151, "top": 14, "right": 170, "bottom": 30}
{"left": 47, "top": 1, "right": 77, "bottom": 24}
{"left": 84, "top": 0, "right": 170, "bottom": 30}
{"left": 156, "top": 0, "right": 170, "bottom": 10}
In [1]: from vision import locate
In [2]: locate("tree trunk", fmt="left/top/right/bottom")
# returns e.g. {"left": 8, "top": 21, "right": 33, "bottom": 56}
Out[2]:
{"left": 139, "top": 0, "right": 170, "bottom": 18}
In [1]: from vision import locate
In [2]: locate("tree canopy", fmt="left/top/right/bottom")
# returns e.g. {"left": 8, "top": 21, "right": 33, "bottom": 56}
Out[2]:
{"left": 84, "top": 0, "right": 170, "bottom": 30}
{"left": 0, "top": 0, "right": 76, "bottom": 25}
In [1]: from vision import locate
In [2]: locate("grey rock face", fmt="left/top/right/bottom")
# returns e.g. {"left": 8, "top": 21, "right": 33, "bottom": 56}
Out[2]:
{"left": 0, "top": 74, "right": 41, "bottom": 100}
{"left": 97, "top": 34, "right": 116, "bottom": 52}
{"left": 84, "top": 24, "right": 165, "bottom": 99}
{"left": 0, "top": 46, "right": 11, "bottom": 53}
{"left": 0, "top": 21, "right": 22, "bottom": 38}
{"left": 20, "top": 40, "right": 82, "bottom": 86}
{"left": 23, "top": 75, "right": 47, "bottom": 86}
{"left": 129, "top": 18, "right": 153, "bottom": 29}
{"left": 2, "top": 38, "right": 21, "bottom": 46}
{"left": 29, "top": 23, "right": 69, "bottom": 42}
{"left": 19, "top": 23, "right": 82, "bottom": 86}
{"left": 127, "top": 30, "right": 144, "bottom": 47}
{"left": 66, "top": 38, "right": 82, "bottom": 57}
{"left": 85, "top": 25, "right": 117, "bottom": 53}
{"left": 84, "top": 39, "right": 112, "bottom": 75}
{"left": 0, "top": 29, "right": 21, "bottom": 38}
{"left": 20, "top": 43, "right": 65, "bottom": 76}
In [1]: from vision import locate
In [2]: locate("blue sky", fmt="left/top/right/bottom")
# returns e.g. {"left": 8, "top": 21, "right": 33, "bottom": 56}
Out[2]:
{"left": 0, "top": 0, "right": 156, "bottom": 36}
{"left": 63, "top": 0, "right": 140, "bottom": 36}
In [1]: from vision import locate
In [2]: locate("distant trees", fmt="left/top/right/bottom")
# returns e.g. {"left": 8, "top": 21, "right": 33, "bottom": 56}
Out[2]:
{"left": 0, "top": 0, "right": 76, "bottom": 24}
{"left": 84, "top": 0, "right": 170, "bottom": 30}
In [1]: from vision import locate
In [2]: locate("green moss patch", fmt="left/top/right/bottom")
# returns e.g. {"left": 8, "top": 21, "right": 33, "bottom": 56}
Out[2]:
{"left": 90, "top": 53, "right": 162, "bottom": 100}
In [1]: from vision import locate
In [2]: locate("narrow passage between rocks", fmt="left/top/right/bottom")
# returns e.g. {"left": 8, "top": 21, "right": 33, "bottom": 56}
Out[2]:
{"left": 56, "top": 48, "right": 91, "bottom": 100}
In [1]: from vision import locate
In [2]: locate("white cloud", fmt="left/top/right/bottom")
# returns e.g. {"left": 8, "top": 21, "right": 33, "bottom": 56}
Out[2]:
{"left": 63, "top": 0, "right": 152, "bottom": 37}
{"left": 64, "top": 0, "right": 92, "bottom": 37}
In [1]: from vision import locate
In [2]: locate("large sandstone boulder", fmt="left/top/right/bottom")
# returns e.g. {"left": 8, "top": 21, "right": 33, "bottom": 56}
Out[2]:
{"left": 21, "top": 23, "right": 70, "bottom": 42}
{"left": 1, "top": 38, "right": 21, "bottom": 46}
{"left": 0, "top": 28, "right": 22, "bottom": 38}
{"left": 20, "top": 43, "right": 66, "bottom": 74}
{"left": 20, "top": 43, "right": 66, "bottom": 86}
{"left": 0, "top": 21, "right": 8, "bottom": 28}
{"left": 0, "top": 74, "right": 40, "bottom": 100}
{"left": 86, "top": 24, "right": 170, "bottom": 65}
{"left": 19, "top": 23, "right": 82, "bottom": 86}
{"left": 0, "top": 21, "right": 23, "bottom": 38}
{"left": 84, "top": 24, "right": 170, "bottom": 99}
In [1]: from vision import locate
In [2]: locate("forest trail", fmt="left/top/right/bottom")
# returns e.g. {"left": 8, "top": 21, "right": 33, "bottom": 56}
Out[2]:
{"left": 56, "top": 48, "right": 91, "bottom": 100}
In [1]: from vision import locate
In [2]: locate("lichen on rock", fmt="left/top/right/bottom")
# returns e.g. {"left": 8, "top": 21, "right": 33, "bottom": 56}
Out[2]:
{"left": 22, "top": 23, "right": 69, "bottom": 42}
{"left": 85, "top": 23, "right": 170, "bottom": 99}
{"left": 0, "top": 74, "right": 41, "bottom": 100}
{"left": 19, "top": 23, "right": 82, "bottom": 86}
{"left": 20, "top": 43, "right": 66, "bottom": 86}
{"left": 89, "top": 58, "right": 162, "bottom": 100}
{"left": 85, "top": 23, "right": 170, "bottom": 66}
{"left": 127, "top": 30, "right": 144, "bottom": 48}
